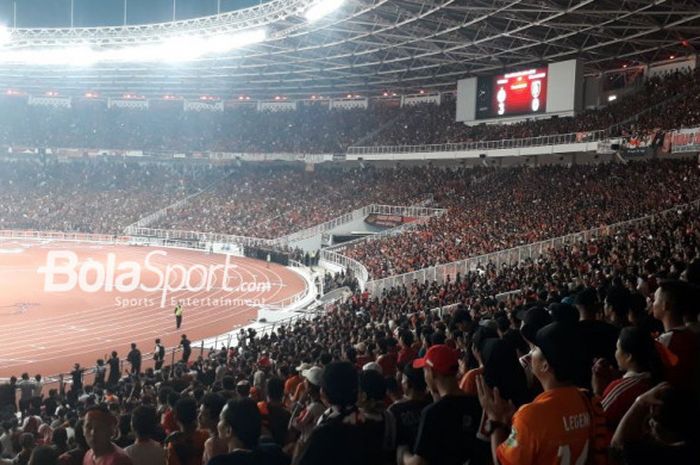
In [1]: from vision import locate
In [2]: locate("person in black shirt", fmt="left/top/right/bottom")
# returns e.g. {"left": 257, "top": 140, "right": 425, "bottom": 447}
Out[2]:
{"left": 389, "top": 364, "right": 431, "bottom": 453}
{"left": 70, "top": 364, "right": 84, "bottom": 393}
{"left": 154, "top": 339, "right": 166, "bottom": 371}
{"left": 208, "top": 398, "right": 288, "bottom": 465}
{"left": 107, "top": 351, "right": 120, "bottom": 387}
{"left": 0, "top": 377, "right": 17, "bottom": 419}
{"left": 401, "top": 344, "right": 482, "bottom": 465}
{"left": 296, "top": 362, "right": 374, "bottom": 465}
{"left": 127, "top": 343, "right": 142, "bottom": 375}
{"left": 575, "top": 288, "right": 619, "bottom": 387}
{"left": 181, "top": 335, "right": 192, "bottom": 364}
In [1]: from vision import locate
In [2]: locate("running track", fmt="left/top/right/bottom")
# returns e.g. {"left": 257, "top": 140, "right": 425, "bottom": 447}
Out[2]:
{"left": 0, "top": 240, "right": 308, "bottom": 378}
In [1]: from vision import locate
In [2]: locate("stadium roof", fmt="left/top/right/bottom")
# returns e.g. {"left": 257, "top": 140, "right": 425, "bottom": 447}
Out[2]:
{"left": 0, "top": 0, "right": 699, "bottom": 99}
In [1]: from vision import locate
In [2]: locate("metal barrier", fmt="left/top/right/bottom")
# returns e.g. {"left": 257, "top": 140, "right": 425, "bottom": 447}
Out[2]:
{"left": 347, "top": 130, "right": 607, "bottom": 155}
{"left": 123, "top": 227, "right": 280, "bottom": 248}
{"left": 0, "top": 229, "right": 129, "bottom": 244}
{"left": 320, "top": 249, "right": 370, "bottom": 290}
{"left": 276, "top": 198, "right": 440, "bottom": 244}
{"left": 328, "top": 212, "right": 443, "bottom": 251}
{"left": 365, "top": 199, "right": 700, "bottom": 295}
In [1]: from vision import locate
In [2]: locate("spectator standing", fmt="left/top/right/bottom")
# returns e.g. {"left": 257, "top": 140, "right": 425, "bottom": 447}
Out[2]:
{"left": 401, "top": 344, "right": 482, "bottom": 465}
{"left": 17, "top": 374, "right": 36, "bottom": 419}
{"left": 165, "top": 398, "right": 208, "bottom": 465}
{"left": 127, "top": 344, "right": 142, "bottom": 375}
{"left": 83, "top": 406, "right": 133, "bottom": 465}
{"left": 154, "top": 340, "right": 165, "bottom": 372}
{"left": 478, "top": 323, "right": 608, "bottom": 465}
{"left": 198, "top": 394, "right": 228, "bottom": 465}
{"left": 180, "top": 336, "right": 192, "bottom": 365}
{"left": 125, "top": 406, "right": 165, "bottom": 465}
{"left": 107, "top": 353, "right": 121, "bottom": 387}
{"left": 388, "top": 365, "right": 431, "bottom": 454}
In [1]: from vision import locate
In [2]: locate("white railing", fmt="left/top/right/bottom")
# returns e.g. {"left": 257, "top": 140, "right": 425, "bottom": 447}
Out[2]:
{"left": 366, "top": 204, "right": 446, "bottom": 217}
{"left": 277, "top": 206, "right": 367, "bottom": 244}
{"left": 275, "top": 199, "right": 443, "bottom": 244}
{"left": 320, "top": 249, "right": 369, "bottom": 290}
{"left": 0, "top": 229, "right": 130, "bottom": 244}
{"left": 328, "top": 209, "right": 445, "bottom": 251}
{"left": 347, "top": 130, "right": 607, "bottom": 155}
{"left": 124, "top": 227, "right": 280, "bottom": 248}
{"left": 365, "top": 199, "right": 700, "bottom": 295}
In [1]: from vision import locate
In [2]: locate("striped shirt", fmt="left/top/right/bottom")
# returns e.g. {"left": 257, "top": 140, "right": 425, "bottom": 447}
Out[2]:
{"left": 601, "top": 372, "right": 652, "bottom": 429}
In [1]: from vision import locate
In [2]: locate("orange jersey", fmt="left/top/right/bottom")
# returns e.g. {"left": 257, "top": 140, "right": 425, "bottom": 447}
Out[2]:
{"left": 497, "top": 387, "right": 607, "bottom": 465}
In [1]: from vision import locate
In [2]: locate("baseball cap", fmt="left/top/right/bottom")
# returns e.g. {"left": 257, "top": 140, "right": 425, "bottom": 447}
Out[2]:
{"left": 534, "top": 322, "right": 583, "bottom": 383}
{"left": 302, "top": 366, "right": 323, "bottom": 386}
{"left": 413, "top": 344, "right": 459, "bottom": 376}
{"left": 519, "top": 306, "right": 552, "bottom": 344}
{"left": 257, "top": 356, "right": 271, "bottom": 368}
{"left": 362, "top": 362, "right": 383, "bottom": 374}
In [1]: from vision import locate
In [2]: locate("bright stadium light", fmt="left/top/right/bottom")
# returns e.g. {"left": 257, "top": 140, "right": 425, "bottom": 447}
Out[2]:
{"left": 0, "top": 29, "right": 266, "bottom": 65}
{"left": 305, "top": 0, "right": 345, "bottom": 23}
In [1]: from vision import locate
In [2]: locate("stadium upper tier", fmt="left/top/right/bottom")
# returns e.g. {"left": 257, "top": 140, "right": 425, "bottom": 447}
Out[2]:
{"left": 1, "top": 69, "right": 699, "bottom": 153}
{"left": 0, "top": 0, "right": 698, "bottom": 97}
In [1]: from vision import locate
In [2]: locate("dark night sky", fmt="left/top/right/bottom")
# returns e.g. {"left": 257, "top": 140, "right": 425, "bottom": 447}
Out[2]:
{"left": 0, "top": 0, "right": 262, "bottom": 27}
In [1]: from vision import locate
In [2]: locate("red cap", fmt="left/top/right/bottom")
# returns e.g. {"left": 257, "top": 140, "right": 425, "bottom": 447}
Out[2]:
{"left": 258, "top": 356, "right": 271, "bottom": 367}
{"left": 412, "top": 344, "right": 459, "bottom": 375}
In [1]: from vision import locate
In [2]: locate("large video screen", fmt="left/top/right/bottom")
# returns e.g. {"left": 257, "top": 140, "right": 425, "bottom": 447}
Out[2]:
{"left": 475, "top": 68, "right": 548, "bottom": 119}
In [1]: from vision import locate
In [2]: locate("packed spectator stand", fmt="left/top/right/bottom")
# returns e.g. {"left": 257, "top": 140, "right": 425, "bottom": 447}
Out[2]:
{"left": 1, "top": 70, "right": 699, "bottom": 155}
{"left": 0, "top": 70, "right": 699, "bottom": 465}
{"left": 0, "top": 165, "right": 698, "bottom": 465}
{"left": 343, "top": 159, "right": 700, "bottom": 278}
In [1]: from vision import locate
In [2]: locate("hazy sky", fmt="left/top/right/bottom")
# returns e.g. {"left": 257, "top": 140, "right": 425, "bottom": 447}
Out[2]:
{"left": 0, "top": 0, "right": 262, "bottom": 27}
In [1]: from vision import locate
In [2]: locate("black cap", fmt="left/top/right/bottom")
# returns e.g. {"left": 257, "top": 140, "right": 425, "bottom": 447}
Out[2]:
{"left": 519, "top": 306, "right": 552, "bottom": 343}
{"left": 535, "top": 322, "right": 583, "bottom": 383}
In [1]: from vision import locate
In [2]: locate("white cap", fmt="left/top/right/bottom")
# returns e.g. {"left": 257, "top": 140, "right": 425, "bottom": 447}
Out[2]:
{"left": 302, "top": 366, "right": 323, "bottom": 386}
{"left": 362, "top": 362, "right": 383, "bottom": 375}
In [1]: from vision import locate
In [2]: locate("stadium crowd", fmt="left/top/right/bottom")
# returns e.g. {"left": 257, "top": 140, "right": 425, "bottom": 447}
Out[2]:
{"left": 0, "top": 70, "right": 699, "bottom": 155}
{"left": 344, "top": 159, "right": 700, "bottom": 278}
{"left": 0, "top": 158, "right": 224, "bottom": 235}
{"left": 0, "top": 190, "right": 698, "bottom": 465}
{"left": 0, "top": 65, "right": 699, "bottom": 465}
{"left": 151, "top": 165, "right": 429, "bottom": 238}
{"left": 367, "top": 69, "right": 700, "bottom": 147}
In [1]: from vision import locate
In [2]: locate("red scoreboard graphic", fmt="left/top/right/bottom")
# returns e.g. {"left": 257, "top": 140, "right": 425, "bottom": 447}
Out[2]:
{"left": 491, "top": 68, "right": 548, "bottom": 117}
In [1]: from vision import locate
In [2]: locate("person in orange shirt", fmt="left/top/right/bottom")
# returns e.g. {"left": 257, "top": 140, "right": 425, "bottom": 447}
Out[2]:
{"left": 478, "top": 322, "right": 608, "bottom": 465}
{"left": 285, "top": 364, "right": 307, "bottom": 408}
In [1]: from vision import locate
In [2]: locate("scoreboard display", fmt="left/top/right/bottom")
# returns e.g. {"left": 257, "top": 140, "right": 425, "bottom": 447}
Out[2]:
{"left": 476, "top": 68, "right": 548, "bottom": 119}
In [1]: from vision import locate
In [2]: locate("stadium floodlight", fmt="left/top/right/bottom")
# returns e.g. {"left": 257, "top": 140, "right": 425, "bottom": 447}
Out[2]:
{"left": 0, "top": 28, "right": 266, "bottom": 65}
{"left": 304, "top": 0, "right": 345, "bottom": 23}
{"left": 105, "top": 29, "right": 266, "bottom": 63}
